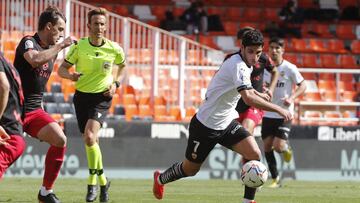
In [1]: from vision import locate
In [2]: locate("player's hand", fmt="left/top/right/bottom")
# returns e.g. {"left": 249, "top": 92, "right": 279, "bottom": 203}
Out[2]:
{"left": 258, "top": 92, "right": 271, "bottom": 101}
{"left": 71, "top": 72, "right": 82, "bottom": 81}
{"left": 281, "top": 97, "right": 293, "bottom": 107}
{"left": 0, "top": 126, "right": 10, "bottom": 146}
{"left": 278, "top": 109, "right": 293, "bottom": 122}
{"left": 265, "top": 89, "right": 273, "bottom": 101}
{"left": 60, "top": 36, "right": 75, "bottom": 49}
{"left": 103, "top": 83, "right": 116, "bottom": 97}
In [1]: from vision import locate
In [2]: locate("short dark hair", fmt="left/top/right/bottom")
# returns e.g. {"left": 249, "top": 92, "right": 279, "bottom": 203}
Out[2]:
{"left": 237, "top": 26, "right": 254, "bottom": 40}
{"left": 88, "top": 7, "right": 108, "bottom": 24}
{"left": 38, "top": 6, "right": 66, "bottom": 31}
{"left": 269, "top": 37, "right": 285, "bottom": 47}
{"left": 242, "top": 29, "right": 264, "bottom": 47}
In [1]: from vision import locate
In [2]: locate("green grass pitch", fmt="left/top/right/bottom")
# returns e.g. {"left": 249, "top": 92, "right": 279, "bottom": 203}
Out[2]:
{"left": 1, "top": 178, "right": 360, "bottom": 202}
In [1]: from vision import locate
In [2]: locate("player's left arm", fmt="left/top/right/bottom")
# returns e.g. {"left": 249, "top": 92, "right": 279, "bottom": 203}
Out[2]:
{"left": 264, "top": 54, "right": 278, "bottom": 99}
{"left": 0, "top": 68, "right": 11, "bottom": 145}
{"left": 104, "top": 43, "right": 126, "bottom": 97}
{"left": 283, "top": 67, "right": 306, "bottom": 106}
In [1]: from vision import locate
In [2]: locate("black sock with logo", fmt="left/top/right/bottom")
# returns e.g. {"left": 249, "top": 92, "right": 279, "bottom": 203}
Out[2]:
{"left": 265, "top": 151, "right": 279, "bottom": 179}
{"left": 159, "top": 162, "right": 187, "bottom": 185}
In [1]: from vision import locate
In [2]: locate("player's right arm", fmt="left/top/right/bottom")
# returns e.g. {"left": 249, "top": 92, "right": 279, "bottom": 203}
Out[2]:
{"left": 0, "top": 62, "right": 11, "bottom": 145}
{"left": 58, "top": 43, "right": 81, "bottom": 81}
{"left": 240, "top": 89, "right": 292, "bottom": 122}
{"left": 23, "top": 36, "right": 73, "bottom": 68}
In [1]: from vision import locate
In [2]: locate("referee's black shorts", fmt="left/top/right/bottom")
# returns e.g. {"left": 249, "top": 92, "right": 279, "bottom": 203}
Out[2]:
{"left": 73, "top": 90, "right": 112, "bottom": 133}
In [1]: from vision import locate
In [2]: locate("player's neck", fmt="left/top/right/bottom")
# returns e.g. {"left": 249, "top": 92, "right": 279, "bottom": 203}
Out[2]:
{"left": 275, "top": 58, "right": 283, "bottom": 66}
{"left": 36, "top": 31, "right": 49, "bottom": 48}
{"left": 89, "top": 37, "right": 104, "bottom": 46}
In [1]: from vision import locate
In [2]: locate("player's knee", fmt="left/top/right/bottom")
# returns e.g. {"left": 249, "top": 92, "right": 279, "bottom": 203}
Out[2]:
{"left": 83, "top": 134, "right": 96, "bottom": 146}
{"left": 273, "top": 144, "right": 283, "bottom": 153}
{"left": 53, "top": 135, "right": 67, "bottom": 147}
{"left": 244, "top": 147, "right": 261, "bottom": 161}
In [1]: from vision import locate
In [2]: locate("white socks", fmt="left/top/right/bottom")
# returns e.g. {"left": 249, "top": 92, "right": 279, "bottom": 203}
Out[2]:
{"left": 243, "top": 198, "right": 254, "bottom": 203}
{"left": 40, "top": 186, "right": 53, "bottom": 196}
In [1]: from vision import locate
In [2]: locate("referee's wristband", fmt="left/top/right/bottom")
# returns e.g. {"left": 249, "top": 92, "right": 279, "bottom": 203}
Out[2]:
{"left": 113, "top": 81, "right": 120, "bottom": 88}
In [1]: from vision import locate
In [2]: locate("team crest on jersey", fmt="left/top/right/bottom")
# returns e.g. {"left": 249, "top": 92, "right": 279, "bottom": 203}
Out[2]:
{"left": 103, "top": 62, "right": 111, "bottom": 70}
{"left": 280, "top": 71, "right": 285, "bottom": 77}
{"left": 24, "top": 40, "right": 34, "bottom": 49}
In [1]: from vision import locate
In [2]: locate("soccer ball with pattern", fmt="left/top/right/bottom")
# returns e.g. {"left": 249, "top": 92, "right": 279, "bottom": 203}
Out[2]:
{"left": 240, "top": 160, "right": 268, "bottom": 188}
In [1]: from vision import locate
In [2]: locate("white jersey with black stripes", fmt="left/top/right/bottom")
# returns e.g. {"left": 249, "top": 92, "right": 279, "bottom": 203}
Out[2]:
{"left": 196, "top": 53, "right": 253, "bottom": 130}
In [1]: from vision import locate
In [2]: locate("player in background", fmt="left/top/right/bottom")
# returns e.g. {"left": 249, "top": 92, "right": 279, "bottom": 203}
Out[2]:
{"left": 58, "top": 8, "right": 126, "bottom": 203}
{"left": 234, "top": 27, "right": 279, "bottom": 135}
{"left": 0, "top": 53, "right": 26, "bottom": 179}
{"left": 262, "top": 37, "right": 306, "bottom": 188}
{"left": 152, "top": 30, "right": 293, "bottom": 203}
{"left": 13, "top": 6, "right": 74, "bottom": 203}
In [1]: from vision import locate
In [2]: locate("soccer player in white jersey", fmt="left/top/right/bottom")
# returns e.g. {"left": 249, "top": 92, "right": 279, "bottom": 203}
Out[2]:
{"left": 152, "top": 30, "right": 293, "bottom": 203}
{"left": 262, "top": 37, "right": 306, "bottom": 188}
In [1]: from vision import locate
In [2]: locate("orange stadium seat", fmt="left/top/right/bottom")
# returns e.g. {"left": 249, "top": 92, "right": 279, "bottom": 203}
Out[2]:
{"left": 301, "top": 54, "right": 320, "bottom": 68}
{"left": 151, "top": 5, "right": 167, "bottom": 20}
{"left": 340, "top": 73, "right": 354, "bottom": 81}
{"left": 318, "top": 73, "right": 335, "bottom": 80}
{"left": 169, "top": 106, "right": 182, "bottom": 121}
{"left": 298, "top": 0, "right": 318, "bottom": 8}
{"left": 320, "top": 54, "right": 340, "bottom": 68}
{"left": 356, "top": 82, "right": 360, "bottom": 91}
{"left": 225, "top": 7, "right": 241, "bottom": 21}
{"left": 199, "top": 35, "right": 219, "bottom": 49}
{"left": 125, "top": 104, "right": 139, "bottom": 121}
{"left": 308, "top": 39, "right": 327, "bottom": 53}
{"left": 123, "top": 94, "right": 137, "bottom": 105}
{"left": 153, "top": 105, "right": 168, "bottom": 121}
{"left": 322, "top": 91, "right": 337, "bottom": 102}
{"left": 340, "top": 55, "right": 359, "bottom": 69}
{"left": 264, "top": 8, "right": 280, "bottom": 22}
{"left": 318, "top": 80, "right": 336, "bottom": 93}
{"left": 312, "top": 24, "right": 333, "bottom": 38}
{"left": 324, "top": 111, "right": 342, "bottom": 126}
{"left": 336, "top": 24, "right": 356, "bottom": 39}
{"left": 301, "top": 72, "right": 317, "bottom": 80}
{"left": 350, "top": 40, "right": 360, "bottom": 54}
{"left": 284, "top": 53, "right": 298, "bottom": 65}
{"left": 154, "top": 96, "right": 167, "bottom": 106}
{"left": 338, "top": 81, "right": 355, "bottom": 93}
{"left": 303, "top": 92, "right": 321, "bottom": 101}
{"left": 292, "top": 38, "right": 309, "bottom": 52}
{"left": 184, "top": 106, "right": 197, "bottom": 121}
{"left": 339, "top": 0, "right": 358, "bottom": 9}
{"left": 327, "top": 39, "right": 348, "bottom": 54}
{"left": 342, "top": 91, "right": 357, "bottom": 102}
{"left": 223, "top": 21, "right": 239, "bottom": 36}
{"left": 138, "top": 105, "right": 153, "bottom": 120}
{"left": 138, "top": 95, "right": 150, "bottom": 105}
{"left": 207, "top": 7, "right": 224, "bottom": 16}
{"left": 302, "top": 110, "right": 322, "bottom": 126}
{"left": 242, "top": 8, "right": 262, "bottom": 21}
{"left": 263, "top": 0, "right": 287, "bottom": 7}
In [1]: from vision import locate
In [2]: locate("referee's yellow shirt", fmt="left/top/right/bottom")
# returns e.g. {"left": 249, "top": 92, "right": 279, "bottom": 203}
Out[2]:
{"left": 65, "top": 37, "right": 126, "bottom": 93}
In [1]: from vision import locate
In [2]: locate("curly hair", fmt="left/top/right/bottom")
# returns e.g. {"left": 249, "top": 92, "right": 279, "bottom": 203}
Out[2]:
{"left": 242, "top": 29, "right": 264, "bottom": 47}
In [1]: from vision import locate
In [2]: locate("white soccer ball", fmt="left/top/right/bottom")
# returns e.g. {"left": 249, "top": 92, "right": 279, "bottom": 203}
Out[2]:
{"left": 241, "top": 160, "right": 268, "bottom": 188}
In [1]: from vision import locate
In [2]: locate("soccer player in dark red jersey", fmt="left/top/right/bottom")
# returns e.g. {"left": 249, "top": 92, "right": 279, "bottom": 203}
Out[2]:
{"left": 235, "top": 27, "right": 279, "bottom": 135}
{"left": 0, "top": 52, "right": 26, "bottom": 179}
{"left": 13, "top": 6, "right": 74, "bottom": 203}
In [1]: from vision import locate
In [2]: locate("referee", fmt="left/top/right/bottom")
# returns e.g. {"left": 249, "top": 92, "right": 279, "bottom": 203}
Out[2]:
{"left": 58, "top": 8, "right": 125, "bottom": 203}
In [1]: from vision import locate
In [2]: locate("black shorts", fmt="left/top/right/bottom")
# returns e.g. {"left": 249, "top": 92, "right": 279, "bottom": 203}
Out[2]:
{"left": 261, "top": 117, "right": 291, "bottom": 140}
{"left": 73, "top": 90, "right": 112, "bottom": 133}
{"left": 185, "top": 115, "right": 251, "bottom": 163}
